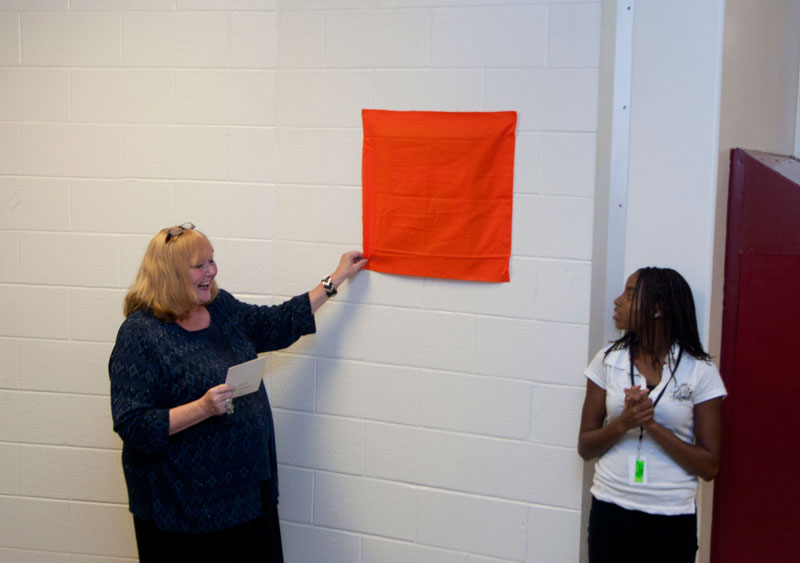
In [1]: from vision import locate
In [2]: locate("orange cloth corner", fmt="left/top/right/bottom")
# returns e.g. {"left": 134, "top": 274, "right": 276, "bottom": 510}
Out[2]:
{"left": 362, "top": 109, "right": 516, "bottom": 282}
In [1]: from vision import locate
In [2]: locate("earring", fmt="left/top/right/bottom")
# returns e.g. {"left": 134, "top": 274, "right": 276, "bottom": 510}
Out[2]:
{"left": 654, "top": 312, "right": 661, "bottom": 318}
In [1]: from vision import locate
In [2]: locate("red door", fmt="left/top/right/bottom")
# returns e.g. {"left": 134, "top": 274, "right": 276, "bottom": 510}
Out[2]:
{"left": 711, "top": 149, "right": 800, "bottom": 562}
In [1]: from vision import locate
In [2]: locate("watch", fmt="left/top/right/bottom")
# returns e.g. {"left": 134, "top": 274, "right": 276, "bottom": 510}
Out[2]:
{"left": 321, "top": 275, "right": 337, "bottom": 297}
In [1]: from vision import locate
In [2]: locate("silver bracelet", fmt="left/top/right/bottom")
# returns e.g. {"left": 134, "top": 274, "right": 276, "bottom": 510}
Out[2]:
{"left": 321, "top": 275, "right": 337, "bottom": 297}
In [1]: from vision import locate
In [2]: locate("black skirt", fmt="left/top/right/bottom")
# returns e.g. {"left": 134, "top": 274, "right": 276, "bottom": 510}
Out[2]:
{"left": 588, "top": 496, "right": 698, "bottom": 563}
{"left": 133, "top": 484, "right": 284, "bottom": 563}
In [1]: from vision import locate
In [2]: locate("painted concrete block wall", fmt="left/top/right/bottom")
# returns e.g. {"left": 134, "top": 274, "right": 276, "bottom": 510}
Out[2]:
{"left": 0, "top": 1, "right": 600, "bottom": 561}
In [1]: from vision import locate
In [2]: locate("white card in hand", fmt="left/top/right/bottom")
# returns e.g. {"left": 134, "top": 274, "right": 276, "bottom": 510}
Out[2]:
{"left": 225, "top": 356, "right": 268, "bottom": 398}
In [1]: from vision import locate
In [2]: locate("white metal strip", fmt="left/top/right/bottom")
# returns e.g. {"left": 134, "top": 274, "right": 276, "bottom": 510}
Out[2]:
{"left": 602, "top": 0, "right": 635, "bottom": 344}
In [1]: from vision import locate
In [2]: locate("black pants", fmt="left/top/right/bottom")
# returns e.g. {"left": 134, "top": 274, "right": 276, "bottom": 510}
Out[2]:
{"left": 588, "top": 497, "right": 698, "bottom": 563}
{"left": 133, "top": 501, "right": 284, "bottom": 563}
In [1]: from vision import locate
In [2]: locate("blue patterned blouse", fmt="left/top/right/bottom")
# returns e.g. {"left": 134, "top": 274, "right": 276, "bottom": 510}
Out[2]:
{"left": 109, "top": 289, "right": 315, "bottom": 533}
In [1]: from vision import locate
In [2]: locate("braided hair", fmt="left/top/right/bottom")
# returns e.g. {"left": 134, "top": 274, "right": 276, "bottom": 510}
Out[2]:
{"left": 606, "top": 267, "right": 711, "bottom": 364}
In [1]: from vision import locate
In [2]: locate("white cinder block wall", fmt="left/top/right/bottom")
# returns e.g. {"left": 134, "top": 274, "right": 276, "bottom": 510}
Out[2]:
{"left": 0, "top": 1, "right": 600, "bottom": 561}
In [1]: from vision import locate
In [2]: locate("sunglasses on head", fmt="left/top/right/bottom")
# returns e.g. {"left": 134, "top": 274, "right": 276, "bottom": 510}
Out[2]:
{"left": 165, "top": 222, "right": 195, "bottom": 244}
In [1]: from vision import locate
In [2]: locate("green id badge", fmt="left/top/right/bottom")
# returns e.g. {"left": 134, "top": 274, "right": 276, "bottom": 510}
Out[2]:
{"left": 634, "top": 459, "right": 645, "bottom": 483}
{"left": 628, "top": 455, "right": 648, "bottom": 485}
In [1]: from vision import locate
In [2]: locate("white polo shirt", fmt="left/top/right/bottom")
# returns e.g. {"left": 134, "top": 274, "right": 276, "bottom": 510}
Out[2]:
{"left": 585, "top": 345, "right": 727, "bottom": 515}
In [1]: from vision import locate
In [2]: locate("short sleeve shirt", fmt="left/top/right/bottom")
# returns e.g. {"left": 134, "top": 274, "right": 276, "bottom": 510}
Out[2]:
{"left": 585, "top": 345, "right": 727, "bottom": 515}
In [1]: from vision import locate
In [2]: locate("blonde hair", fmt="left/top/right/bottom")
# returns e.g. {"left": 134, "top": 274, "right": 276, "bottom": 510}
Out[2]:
{"left": 124, "top": 226, "right": 219, "bottom": 322}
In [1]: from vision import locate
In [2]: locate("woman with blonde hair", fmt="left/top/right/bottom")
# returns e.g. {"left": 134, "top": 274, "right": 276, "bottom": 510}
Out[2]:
{"left": 109, "top": 223, "right": 366, "bottom": 561}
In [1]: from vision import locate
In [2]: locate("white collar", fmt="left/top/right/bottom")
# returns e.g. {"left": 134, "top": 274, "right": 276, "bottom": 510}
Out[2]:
{"left": 602, "top": 343, "right": 683, "bottom": 371}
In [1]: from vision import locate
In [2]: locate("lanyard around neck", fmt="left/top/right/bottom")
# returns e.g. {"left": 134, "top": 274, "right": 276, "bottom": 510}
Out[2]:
{"left": 630, "top": 349, "right": 683, "bottom": 460}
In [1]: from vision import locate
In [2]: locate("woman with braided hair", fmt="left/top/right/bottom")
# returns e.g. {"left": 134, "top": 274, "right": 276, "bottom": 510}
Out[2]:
{"left": 578, "top": 267, "right": 726, "bottom": 563}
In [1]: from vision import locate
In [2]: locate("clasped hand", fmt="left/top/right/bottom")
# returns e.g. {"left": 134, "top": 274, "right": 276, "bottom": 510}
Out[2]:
{"left": 622, "top": 385, "right": 655, "bottom": 430}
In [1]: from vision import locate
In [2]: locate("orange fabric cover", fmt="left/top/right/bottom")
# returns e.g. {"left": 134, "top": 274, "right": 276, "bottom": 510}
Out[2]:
{"left": 362, "top": 109, "right": 516, "bottom": 282}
